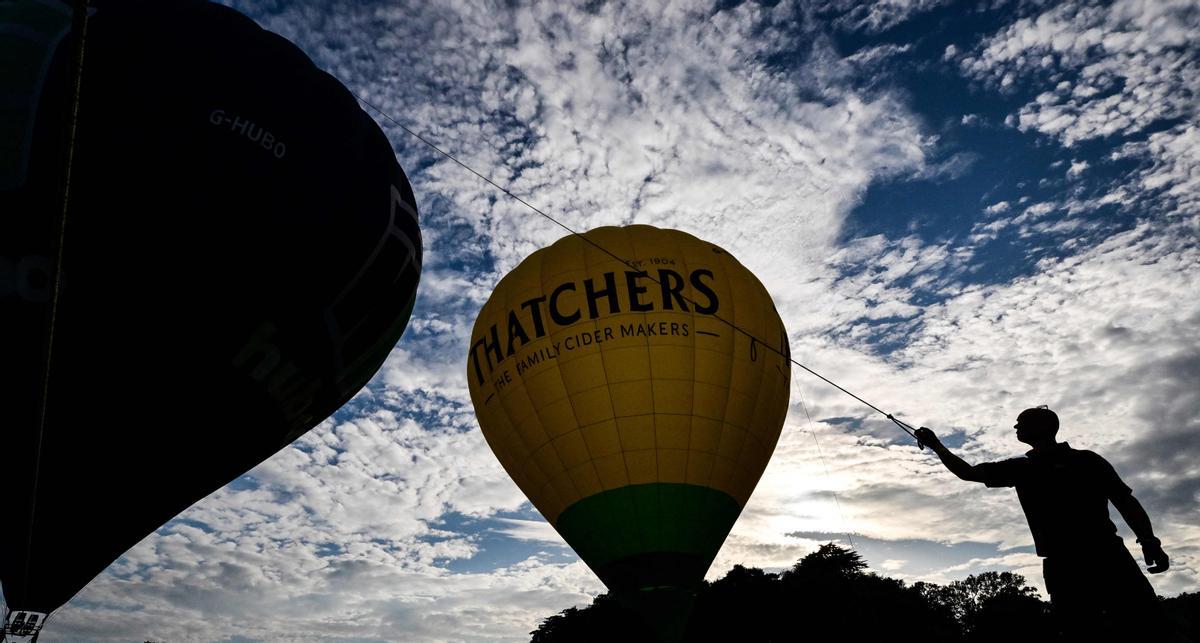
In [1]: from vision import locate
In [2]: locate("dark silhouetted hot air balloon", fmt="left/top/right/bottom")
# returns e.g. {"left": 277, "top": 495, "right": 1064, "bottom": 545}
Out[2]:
{"left": 1, "top": 0, "right": 421, "bottom": 634}
{"left": 468, "top": 225, "right": 790, "bottom": 641}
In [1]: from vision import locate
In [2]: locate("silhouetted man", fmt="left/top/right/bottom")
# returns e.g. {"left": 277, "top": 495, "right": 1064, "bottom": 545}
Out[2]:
{"left": 914, "top": 407, "right": 1169, "bottom": 640}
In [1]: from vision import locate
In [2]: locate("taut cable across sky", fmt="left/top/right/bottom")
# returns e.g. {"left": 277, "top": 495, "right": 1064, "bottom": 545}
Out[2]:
{"left": 358, "top": 91, "right": 926, "bottom": 446}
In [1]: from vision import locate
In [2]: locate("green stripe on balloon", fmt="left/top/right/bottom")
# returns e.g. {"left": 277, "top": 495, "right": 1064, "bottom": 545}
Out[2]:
{"left": 555, "top": 483, "right": 742, "bottom": 592}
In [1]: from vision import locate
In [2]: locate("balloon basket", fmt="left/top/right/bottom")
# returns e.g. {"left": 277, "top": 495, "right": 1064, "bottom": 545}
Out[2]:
{"left": 2, "top": 610, "right": 47, "bottom": 643}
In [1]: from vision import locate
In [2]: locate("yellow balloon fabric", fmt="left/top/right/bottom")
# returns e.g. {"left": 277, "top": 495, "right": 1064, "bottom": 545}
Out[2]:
{"left": 468, "top": 225, "right": 790, "bottom": 594}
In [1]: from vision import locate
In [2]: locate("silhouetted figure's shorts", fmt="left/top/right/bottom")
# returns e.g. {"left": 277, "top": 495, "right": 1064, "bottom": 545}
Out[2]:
{"left": 1043, "top": 541, "right": 1158, "bottom": 640}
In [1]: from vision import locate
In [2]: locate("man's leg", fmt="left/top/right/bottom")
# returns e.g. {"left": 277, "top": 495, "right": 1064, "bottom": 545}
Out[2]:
{"left": 1046, "top": 554, "right": 1094, "bottom": 638}
{"left": 1044, "top": 556, "right": 1106, "bottom": 640}
{"left": 1097, "top": 543, "right": 1163, "bottom": 640}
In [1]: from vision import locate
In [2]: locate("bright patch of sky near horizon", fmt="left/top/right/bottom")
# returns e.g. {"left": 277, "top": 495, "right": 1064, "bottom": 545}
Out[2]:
{"left": 14, "top": 0, "right": 1199, "bottom": 641}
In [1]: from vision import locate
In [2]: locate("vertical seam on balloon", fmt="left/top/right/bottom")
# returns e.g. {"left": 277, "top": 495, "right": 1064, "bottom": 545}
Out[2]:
{"left": 507, "top": 248, "right": 562, "bottom": 519}
{"left": 524, "top": 252, "right": 566, "bottom": 519}
{"left": 697, "top": 237, "right": 721, "bottom": 494}
{"left": 739, "top": 274, "right": 780, "bottom": 503}
{"left": 672, "top": 229, "right": 699, "bottom": 485}
{"left": 542, "top": 236, "right": 587, "bottom": 519}
{"left": 493, "top": 265, "right": 526, "bottom": 489}
{"left": 751, "top": 265, "right": 783, "bottom": 499}
{"left": 722, "top": 249, "right": 756, "bottom": 506}
{"left": 575, "top": 239, "right": 610, "bottom": 515}
{"left": 640, "top": 227, "right": 663, "bottom": 569}
{"left": 619, "top": 226, "right": 652, "bottom": 557}
{"left": 506, "top": 332, "right": 546, "bottom": 509}
{"left": 673, "top": 229, "right": 703, "bottom": 560}
{"left": 602, "top": 228, "right": 635, "bottom": 493}
{"left": 766, "top": 301, "right": 791, "bottom": 456}
{"left": 758, "top": 313, "right": 790, "bottom": 458}
{"left": 706, "top": 241, "right": 739, "bottom": 499}
{"left": 597, "top": 229, "right": 643, "bottom": 571}
{"left": 642, "top": 228, "right": 661, "bottom": 488}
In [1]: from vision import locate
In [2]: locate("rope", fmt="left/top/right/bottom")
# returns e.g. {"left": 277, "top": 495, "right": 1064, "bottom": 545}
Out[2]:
{"left": 794, "top": 383, "right": 855, "bottom": 548}
{"left": 25, "top": 0, "right": 90, "bottom": 611}
{"left": 355, "top": 94, "right": 925, "bottom": 446}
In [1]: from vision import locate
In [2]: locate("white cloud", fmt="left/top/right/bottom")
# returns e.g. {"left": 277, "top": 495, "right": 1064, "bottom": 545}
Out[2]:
{"left": 984, "top": 200, "right": 1011, "bottom": 214}
{"left": 844, "top": 42, "right": 912, "bottom": 67}
{"left": 879, "top": 558, "right": 907, "bottom": 571}
{"left": 822, "top": 0, "right": 953, "bottom": 34}
{"left": 959, "top": 0, "right": 1199, "bottom": 218}
{"left": 493, "top": 519, "right": 566, "bottom": 544}
{"left": 916, "top": 151, "right": 981, "bottom": 182}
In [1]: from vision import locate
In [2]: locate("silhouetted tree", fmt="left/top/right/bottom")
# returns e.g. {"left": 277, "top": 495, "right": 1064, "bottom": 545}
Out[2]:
{"left": 968, "top": 590, "right": 1054, "bottom": 643}
{"left": 916, "top": 571, "right": 1046, "bottom": 634}
{"left": 1161, "top": 592, "right": 1200, "bottom": 642}
{"left": 770, "top": 544, "right": 959, "bottom": 643}
{"left": 531, "top": 593, "right": 655, "bottom": 643}
{"left": 914, "top": 572, "right": 1054, "bottom": 642}
{"left": 529, "top": 544, "right": 1195, "bottom": 643}
{"left": 687, "top": 565, "right": 780, "bottom": 641}
{"left": 782, "top": 542, "right": 868, "bottom": 580}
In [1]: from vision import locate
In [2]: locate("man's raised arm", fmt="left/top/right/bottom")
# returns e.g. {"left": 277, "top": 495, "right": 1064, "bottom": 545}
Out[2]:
{"left": 914, "top": 427, "right": 986, "bottom": 482}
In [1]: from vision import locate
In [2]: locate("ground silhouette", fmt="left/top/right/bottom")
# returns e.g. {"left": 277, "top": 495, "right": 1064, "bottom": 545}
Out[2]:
{"left": 530, "top": 543, "right": 1197, "bottom": 642}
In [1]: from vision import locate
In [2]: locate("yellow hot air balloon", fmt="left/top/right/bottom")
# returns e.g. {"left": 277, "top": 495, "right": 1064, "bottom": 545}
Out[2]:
{"left": 467, "top": 225, "right": 789, "bottom": 637}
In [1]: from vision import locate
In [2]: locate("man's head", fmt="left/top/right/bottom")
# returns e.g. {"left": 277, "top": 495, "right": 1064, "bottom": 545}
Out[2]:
{"left": 1014, "top": 406, "right": 1059, "bottom": 445}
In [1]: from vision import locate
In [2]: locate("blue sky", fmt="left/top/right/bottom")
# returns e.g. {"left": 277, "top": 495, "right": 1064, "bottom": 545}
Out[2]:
{"left": 13, "top": 0, "right": 1199, "bottom": 641}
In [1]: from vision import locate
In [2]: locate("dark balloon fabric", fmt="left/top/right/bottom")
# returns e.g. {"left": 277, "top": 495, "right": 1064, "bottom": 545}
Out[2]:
{"left": 1, "top": 0, "right": 421, "bottom": 615}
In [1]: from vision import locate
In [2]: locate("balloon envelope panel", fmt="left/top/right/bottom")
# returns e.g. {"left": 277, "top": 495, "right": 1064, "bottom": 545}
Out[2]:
{"left": 1, "top": 0, "right": 421, "bottom": 614}
{"left": 469, "top": 225, "right": 788, "bottom": 592}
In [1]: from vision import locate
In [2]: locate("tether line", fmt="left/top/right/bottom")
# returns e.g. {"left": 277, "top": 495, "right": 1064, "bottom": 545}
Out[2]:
{"left": 354, "top": 94, "right": 923, "bottom": 445}
{"left": 25, "top": 0, "right": 91, "bottom": 612}
{"left": 795, "top": 382, "right": 855, "bottom": 548}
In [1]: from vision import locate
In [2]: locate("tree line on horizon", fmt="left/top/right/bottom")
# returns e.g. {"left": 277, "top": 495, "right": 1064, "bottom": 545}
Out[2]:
{"left": 531, "top": 543, "right": 1198, "bottom": 642}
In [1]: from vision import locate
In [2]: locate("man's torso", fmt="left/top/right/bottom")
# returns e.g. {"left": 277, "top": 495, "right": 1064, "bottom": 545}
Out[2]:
{"left": 975, "top": 442, "right": 1127, "bottom": 557}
